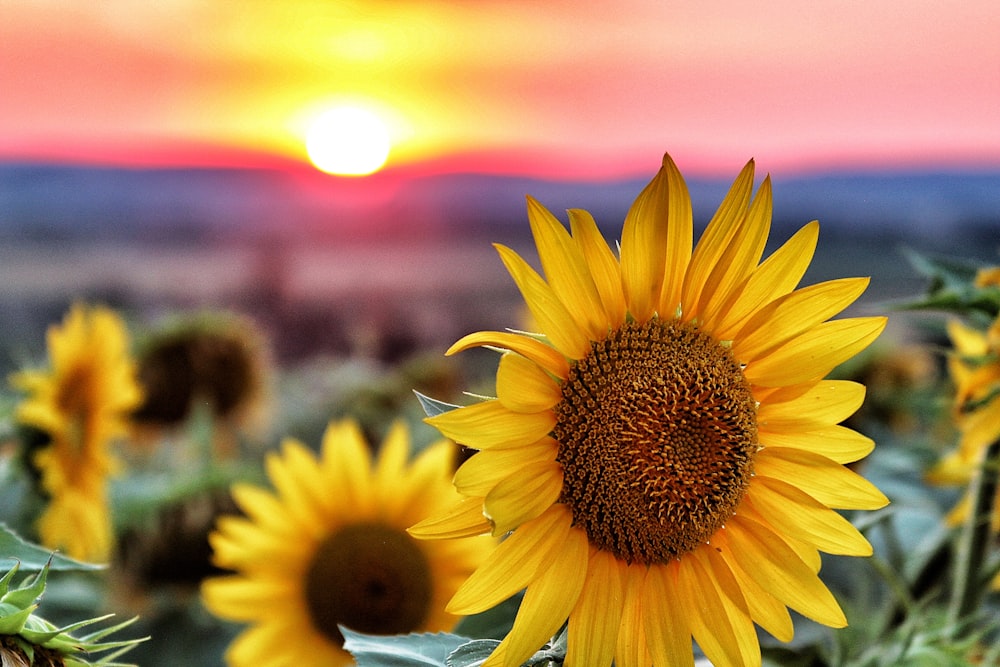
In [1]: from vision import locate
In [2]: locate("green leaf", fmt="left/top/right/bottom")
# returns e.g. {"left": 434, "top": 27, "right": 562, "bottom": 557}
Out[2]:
{"left": 447, "top": 632, "right": 568, "bottom": 667}
{"left": 446, "top": 639, "right": 500, "bottom": 667}
{"left": 453, "top": 592, "right": 521, "bottom": 640}
{"left": 898, "top": 249, "right": 1000, "bottom": 318}
{"left": 0, "top": 524, "right": 105, "bottom": 571}
{"left": 341, "top": 627, "right": 471, "bottom": 667}
{"left": 413, "top": 391, "right": 461, "bottom": 418}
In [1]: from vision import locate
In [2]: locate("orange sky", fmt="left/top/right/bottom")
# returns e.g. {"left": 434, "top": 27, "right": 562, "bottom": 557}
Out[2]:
{"left": 2, "top": 0, "right": 999, "bottom": 179}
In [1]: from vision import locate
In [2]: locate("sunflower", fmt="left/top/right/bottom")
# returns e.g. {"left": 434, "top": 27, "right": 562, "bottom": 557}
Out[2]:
{"left": 201, "top": 420, "right": 493, "bottom": 666}
{"left": 11, "top": 303, "right": 143, "bottom": 562}
{"left": 0, "top": 560, "right": 145, "bottom": 666}
{"left": 131, "top": 312, "right": 272, "bottom": 450}
{"left": 410, "top": 154, "right": 889, "bottom": 667}
{"left": 927, "top": 315, "right": 1000, "bottom": 486}
{"left": 926, "top": 290, "right": 1000, "bottom": 586}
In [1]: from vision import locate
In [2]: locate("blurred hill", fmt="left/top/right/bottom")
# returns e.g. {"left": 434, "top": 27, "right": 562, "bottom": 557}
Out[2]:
{"left": 2, "top": 162, "right": 998, "bottom": 245}
{"left": 0, "top": 162, "right": 997, "bottom": 368}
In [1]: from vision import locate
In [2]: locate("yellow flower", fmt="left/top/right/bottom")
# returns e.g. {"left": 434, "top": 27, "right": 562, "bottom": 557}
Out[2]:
{"left": 410, "top": 154, "right": 889, "bottom": 667}
{"left": 927, "top": 317, "right": 1000, "bottom": 485}
{"left": 201, "top": 420, "right": 492, "bottom": 667}
{"left": 927, "top": 309, "right": 1000, "bottom": 587}
{"left": 11, "top": 303, "right": 142, "bottom": 562}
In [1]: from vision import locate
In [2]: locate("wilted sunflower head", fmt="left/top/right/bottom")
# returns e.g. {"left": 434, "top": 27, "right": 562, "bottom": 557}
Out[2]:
{"left": 112, "top": 487, "right": 240, "bottom": 611}
{"left": 411, "top": 153, "right": 889, "bottom": 667}
{"left": 9, "top": 303, "right": 142, "bottom": 563}
{"left": 131, "top": 313, "right": 271, "bottom": 441}
{"left": 201, "top": 419, "right": 492, "bottom": 666}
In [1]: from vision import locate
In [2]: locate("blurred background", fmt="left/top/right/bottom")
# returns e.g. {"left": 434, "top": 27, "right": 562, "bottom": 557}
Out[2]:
{"left": 2, "top": 0, "right": 999, "bottom": 370}
{"left": 1, "top": 1, "right": 999, "bottom": 664}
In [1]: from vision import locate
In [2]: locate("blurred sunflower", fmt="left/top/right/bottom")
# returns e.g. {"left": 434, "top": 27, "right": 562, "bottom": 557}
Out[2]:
{"left": 201, "top": 420, "right": 492, "bottom": 666}
{"left": 926, "top": 275, "right": 1000, "bottom": 585}
{"left": 131, "top": 313, "right": 272, "bottom": 453}
{"left": 10, "top": 303, "right": 142, "bottom": 562}
{"left": 410, "top": 154, "right": 889, "bottom": 667}
{"left": 927, "top": 317, "right": 1000, "bottom": 484}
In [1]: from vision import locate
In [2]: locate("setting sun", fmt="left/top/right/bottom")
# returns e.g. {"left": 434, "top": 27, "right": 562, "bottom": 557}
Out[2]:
{"left": 305, "top": 105, "right": 391, "bottom": 176}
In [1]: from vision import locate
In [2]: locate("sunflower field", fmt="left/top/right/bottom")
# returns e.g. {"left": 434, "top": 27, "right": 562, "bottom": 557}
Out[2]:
{"left": 2, "top": 154, "right": 1000, "bottom": 667}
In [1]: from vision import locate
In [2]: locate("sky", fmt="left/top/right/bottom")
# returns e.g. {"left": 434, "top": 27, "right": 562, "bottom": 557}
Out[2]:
{"left": 2, "top": 0, "right": 999, "bottom": 179}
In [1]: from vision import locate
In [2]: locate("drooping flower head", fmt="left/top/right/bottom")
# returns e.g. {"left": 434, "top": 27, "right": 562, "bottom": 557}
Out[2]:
{"left": 410, "top": 154, "right": 889, "bottom": 667}
{"left": 11, "top": 303, "right": 143, "bottom": 562}
{"left": 130, "top": 312, "right": 272, "bottom": 453}
{"left": 201, "top": 420, "right": 492, "bottom": 666}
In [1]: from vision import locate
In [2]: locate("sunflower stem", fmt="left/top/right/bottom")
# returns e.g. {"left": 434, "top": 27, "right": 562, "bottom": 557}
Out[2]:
{"left": 947, "top": 437, "right": 1000, "bottom": 630}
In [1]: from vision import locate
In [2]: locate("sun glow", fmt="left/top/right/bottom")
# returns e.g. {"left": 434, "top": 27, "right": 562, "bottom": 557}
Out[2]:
{"left": 305, "top": 105, "right": 392, "bottom": 176}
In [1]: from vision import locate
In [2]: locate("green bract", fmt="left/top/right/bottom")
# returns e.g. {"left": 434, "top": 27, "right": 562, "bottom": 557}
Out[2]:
{"left": 0, "top": 560, "right": 145, "bottom": 667}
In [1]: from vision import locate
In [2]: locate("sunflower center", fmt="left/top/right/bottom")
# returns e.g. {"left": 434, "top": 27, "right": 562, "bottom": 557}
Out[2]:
{"left": 55, "top": 364, "right": 96, "bottom": 453}
{"left": 304, "top": 522, "right": 433, "bottom": 645}
{"left": 554, "top": 318, "right": 758, "bottom": 564}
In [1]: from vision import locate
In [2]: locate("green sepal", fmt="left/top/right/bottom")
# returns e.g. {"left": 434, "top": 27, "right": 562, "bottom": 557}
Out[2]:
{"left": 1, "top": 562, "right": 48, "bottom": 609}
{"left": 413, "top": 390, "right": 461, "bottom": 418}
{"left": 0, "top": 602, "right": 35, "bottom": 634}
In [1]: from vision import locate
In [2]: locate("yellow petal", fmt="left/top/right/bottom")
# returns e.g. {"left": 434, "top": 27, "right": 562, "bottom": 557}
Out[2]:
{"left": 209, "top": 516, "right": 306, "bottom": 569}
{"left": 408, "top": 496, "right": 492, "bottom": 539}
{"left": 948, "top": 319, "right": 989, "bottom": 356}
{"left": 497, "top": 352, "right": 563, "bottom": 413}
{"left": 757, "top": 380, "right": 867, "bottom": 430}
{"left": 712, "top": 531, "right": 794, "bottom": 642}
{"left": 621, "top": 154, "right": 687, "bottom": 321}
{"left": 453, "top": 439, "right": 557, "bottom": 496}
{"left": 374, "top": 420, "right": 410, "bottom": 481}
{"left": 615, "top": 563, "right": 652, "bottom": 667}
{"left": 569, "top": 208, "right": 626, "bottom": 327}
{"left": 737, "top": 499, "right": 824, "bottom": 573}
{"left": 735, "top": 277, "right": 871, "bottom": 362}
{"left": 230, "top": 484, "right": 300, "bottom": 539}
{"left": 227, "top": 620, "right": 333, "bottom": 667}
{"left": 427, "top": 400, "right": 556, "bottom": 450}
{"left": 755, "top": 446, "right": 889, "bottom": 509}
{"left": 483, "top": 523, "right": 588, "bottom": 667}
{"left": 446, "top": 330, "right": 569, "bottom": 379}
{"left": 960, "top": 397, "right": 1000, "bottom": 451}
{"left": 759, "top": 423, "right": 874, "bottom": 464}
{"left": 677, "top": 547, "right": 759, "bottom": 667}
{"left": 680, "top": 158, "right": 754, "bottom": 319}
{"left": 746, "top": 477, "right": 873, "bottom": 556}
{"left": 698, "top": 176, "right": 772, "bottom": 329}
{"left": 201, "top": 576, "right": 295, "bottom": 621}
{"left": 484, "top": 460, "right": 563, "bottom": 534}
{"left": 642, "top": 561, "right": 694, "bottom": 667}
{"left": 404, "top": 438, "right": 457, "bottom": 499}
{"left": 744, "top": 316, "right": 888, "bottom": 387}
{"left": 527, "top": 196, "right": 607, "bottom": 340}
{"left": 320, "top": 420, "right": 375, "bottom": 513}
{"left": 277, "top": 439, "right": 336, "bottom": 517}
{"left": 655, "top": 153, "right": 694, "bottom": 316}
{"left": 725, "top": 515, "right": 847, "bottom": 628}
{"left": 713, "top": 221, "right": 819, "bottom": 340}
{"left": 447, "top": 505, "right": 570, "bottom": 615}
{"left": 495, "top": 243, "right": 592, "bottom": 359}
{"left": 566, "top": 548, "right": 627, "bottom": 667}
